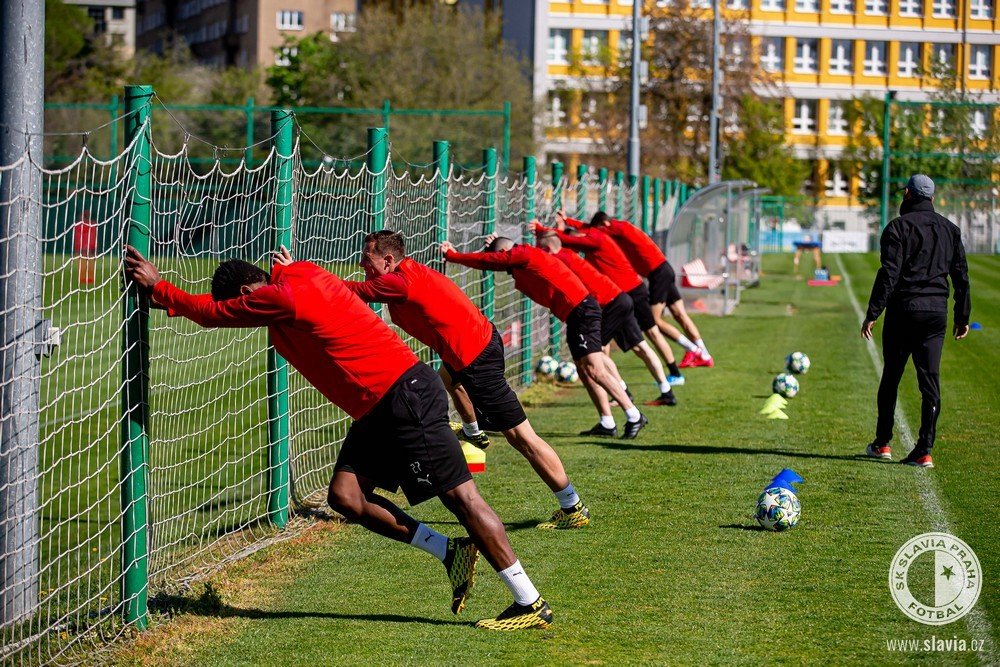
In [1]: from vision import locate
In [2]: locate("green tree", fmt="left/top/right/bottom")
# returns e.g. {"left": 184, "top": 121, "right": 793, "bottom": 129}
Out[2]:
{"left": 722, "top": 96, "right": 810, "bottom": 198}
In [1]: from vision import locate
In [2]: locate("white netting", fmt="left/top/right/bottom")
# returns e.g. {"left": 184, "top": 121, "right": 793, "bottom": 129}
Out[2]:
{"left": 0, "top": 110, "right": 660, "bottom": 665}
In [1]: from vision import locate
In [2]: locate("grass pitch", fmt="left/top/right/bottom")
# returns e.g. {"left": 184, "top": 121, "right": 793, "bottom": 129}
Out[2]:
{"left": 112, "top": 253, "right": 998, "bottom": 666}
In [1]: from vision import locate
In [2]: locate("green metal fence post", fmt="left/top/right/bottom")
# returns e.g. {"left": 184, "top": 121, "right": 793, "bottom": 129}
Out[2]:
{"left": 521, "top": 156, "right": 537, "bottom": 385}
{"left": 244, "top": 97, "right": 255, "bottom": 168}
{"left": 502, "top": 101, "right": 511, "bottom": 172}
{"left": 109, "top": 95, "right": 119, "bottom": 159}
{"left": 614, "top": 170, "right": 624, "bottom": 218}
{"left": 652, "top": 178, "right": 662, "bottom": 233}
{"left": 550, "top": 161, "right": 564, "bottom": 355}
{"left": 433, "top": 140, "right": 449, "bottom": 273}
{"left": 598, "top": 167, "right": 608, "bottom": 211}
{"left": 576, "top": 164, "right": 588, "bottom": 220}
{"left": 367, "top": 127, "right": 389, "bottom": 316}
{"left": 482, "top": 147, "right": 498, "bottom": 318}
{"left": 266, "top": 110, "right": 294, "bottom": 530}
{"left": 121, "top": 84, "right": 153, "bottom": 631}
{"left": 641, "top": 175, "right": 651, "bottom": 233}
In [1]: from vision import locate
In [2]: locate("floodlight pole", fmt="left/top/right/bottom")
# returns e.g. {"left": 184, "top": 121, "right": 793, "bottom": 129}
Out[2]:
{"left": 627, "top": 0, "right": 642, "bottom": 179}
{"left": 708, "top": 0, "right": 722, "bottom": 185}
{"left": 0, "top": 0, "right": 44, "bottom": 626}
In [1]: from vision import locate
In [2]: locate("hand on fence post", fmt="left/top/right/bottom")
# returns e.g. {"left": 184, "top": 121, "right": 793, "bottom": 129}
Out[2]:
{"left": 272, "top": 245, "right": 293, "bottom": 267}
{"left": 483, "top": 233, "right": 498, "bottom": 248}
{"left": 439, "top": 241, "right": 455, "bottom": 255}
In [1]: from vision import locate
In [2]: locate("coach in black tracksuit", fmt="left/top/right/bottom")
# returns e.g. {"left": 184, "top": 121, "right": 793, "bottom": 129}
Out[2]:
{"left": 861, "top": 174, "right": 971, "bottom": 468}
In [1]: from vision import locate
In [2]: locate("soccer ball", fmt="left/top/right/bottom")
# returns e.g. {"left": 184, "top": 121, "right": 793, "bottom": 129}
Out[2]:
{"left": 772, "top": 373, "right": 799, "bottom": 398}
{"left": 557, "top": 361, "right": 579, "bottom": 383}
{"left": 755, "top": 486, "right": 801, "bottom": 531}
{"left": 786, "top": 351, "right": 811, "bottom": 374}
{"left": 536, "top": 355, "right": 558, "bottom": 377}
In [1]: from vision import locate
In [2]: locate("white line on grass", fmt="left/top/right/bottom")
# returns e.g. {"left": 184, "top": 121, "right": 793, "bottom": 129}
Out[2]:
{"left": 836, "top": 254, "right": 995, "bottom": 663}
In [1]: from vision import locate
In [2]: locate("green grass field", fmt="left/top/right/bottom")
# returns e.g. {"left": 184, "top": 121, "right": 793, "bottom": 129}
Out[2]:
{"left": 108, "top": 252, "right": 998, "bottom": 666}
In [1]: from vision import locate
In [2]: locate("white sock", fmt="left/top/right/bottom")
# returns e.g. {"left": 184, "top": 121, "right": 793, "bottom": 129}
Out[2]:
{"left": 462, "top": 421, "right": 482, "bottom": 436}
{"left": 677, "top": 335, "right": 699, "bottom": 353}
{"left": 657, "top": 380, "right": 670, "bottom": 393}
{"left": 619, "top": 380, "right": 628, "bottom": 391}
{"left": 695, "top": 339, "right": 711, "bottom": 358}
{"left": 625, "top": 406, "right": 641, "bottom": 422}
{"left": 555, "top": 483, "right": 580, "bottom": 509}
{"left": 600, "top": 415, "right": 615, "bottom": 429}
{"left": 410, "top": 523, "right": 448, "bottom": 562}
{"left": 498, "top": 560, "right": 540, "bottom": 606}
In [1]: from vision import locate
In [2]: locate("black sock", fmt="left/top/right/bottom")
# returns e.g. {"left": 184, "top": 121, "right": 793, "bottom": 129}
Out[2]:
{"left": 668, "top": 362, "right": 681, "bottom": 376}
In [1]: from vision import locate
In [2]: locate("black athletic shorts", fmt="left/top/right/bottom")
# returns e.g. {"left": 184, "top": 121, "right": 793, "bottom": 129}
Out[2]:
{"left": 565, "top": 295, "right": 603, "bottom": 360}
{"left": 648, "top": 261, "right": 681, "bottom": 306}
{"left": 444, "top": 326, "right": 527, "bottom": 432}
{"left": 601, "top": 292, "right": 644, "bottom": 351}
{"left": 627, "top": 282, "right": 656, "bottom": 331}
{"left": 334, "top": 362, "right": 472, "bottom": 506}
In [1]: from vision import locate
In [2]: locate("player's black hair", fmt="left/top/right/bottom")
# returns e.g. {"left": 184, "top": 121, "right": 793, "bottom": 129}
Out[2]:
{"left": 211, "top": 259, "right": 270, "bottom": 301}
{"left": 364, "top": 229, "right": 406, "bottom": 258}
{"left": 535, "top": 231, "right": 561, "bottom": 248}
{"left": 590, "top": 211, "right": 611, "bottom": 226}
{"left": 486, "top": 236, "right": 515, "bottom": 252}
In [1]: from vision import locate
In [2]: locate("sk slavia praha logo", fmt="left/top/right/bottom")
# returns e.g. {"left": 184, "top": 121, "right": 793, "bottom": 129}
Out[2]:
{"left": 890, "top": 533, "right": 982, "bottom": 625}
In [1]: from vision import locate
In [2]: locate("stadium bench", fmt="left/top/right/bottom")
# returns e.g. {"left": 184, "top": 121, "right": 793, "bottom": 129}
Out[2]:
{"left": 680, "top": 258, "right": 725, "bottom": 290}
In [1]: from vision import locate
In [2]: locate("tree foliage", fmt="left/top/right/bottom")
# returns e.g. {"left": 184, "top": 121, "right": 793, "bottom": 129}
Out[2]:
{"left": 722, "top": 96, "right": 810, "bottom": 198}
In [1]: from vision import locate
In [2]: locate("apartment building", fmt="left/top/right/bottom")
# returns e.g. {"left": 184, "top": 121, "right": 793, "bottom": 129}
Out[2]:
{"left": 65, "top": 0, "right": 138, "bottom": 56}
{"left": 135, "top": 0, "right": 358, "bottom": 68}
{"left": 504, "top": 0, "right": 1000, "bottom": 229}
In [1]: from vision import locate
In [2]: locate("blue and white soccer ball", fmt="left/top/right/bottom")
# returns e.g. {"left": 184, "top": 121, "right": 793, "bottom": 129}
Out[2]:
{"left": 755, "top": 486, "right": 801, "bottom": 532}
{"left": 772, "top": 373, "right": 799, "bottom": 398}
{"left": 536, "top": 355, "right": 559, "bottom": 377}
{"left": 785, "top": 351, "right": 811, "bottom": 375}
{"left": 557, "top": 361, "right": 579, "bottom": 383}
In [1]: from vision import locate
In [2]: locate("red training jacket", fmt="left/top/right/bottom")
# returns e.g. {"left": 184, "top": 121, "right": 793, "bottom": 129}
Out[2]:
{"left": 444, "top": 244, "right": 588, "bottom": 321}
{"left": 588, "top": 218, "right": 667, "bottom": 277}
{"left": 553, "top": 247, "right": 622, "bottom": 307}
{"left": 548, "top": 219, "right": 643, "bottom": 292}
{"left": 152, "top": 261, "right": 420, "bottom": 420}
{"left": 344, "top": 258, "right": 493, "bottom": 371}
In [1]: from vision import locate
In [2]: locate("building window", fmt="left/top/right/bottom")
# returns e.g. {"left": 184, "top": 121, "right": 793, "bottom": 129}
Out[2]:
{"left": 726, "top": 37, "right": 748, "bottom": 68}
{"left": 794, "top": 39, "right": 818, "bottom": 73}
{"left": 829, "top": 40, "right": 853, "bottom": 74}
{"left": 933, "top": 43, "right": 955, "bottom": 72}
{"left": 88, "top": 7, "right": 107, "bottom": 33}
{"left": 969, "top": 44, "right": 992, "bottom": 79}
{"left": 898, "top": 42, "right": 920, "bottom": 76}
{"left": 581, "top": 30, "right": 608, "bottom": 65}
{"left": 825, "top": 168, "right": 849, "bottom": 197}
{"left": 829, "top": 0, "right": 855, "bottom": 12}
{"left": 760, "top": 37, "right": 784, "bottom": 72}
{"left": 792, "top": 100, "right": 817, "bottom": 133}
{"left": 580, "top": 95, "right": 601, "bottom": 127}
{"left": 111, "top": 7, "right": 125, "bottom": 20}
{"left": 275, "top": 46, "right": 298, "bottom": 67}
{"left": 863, "top": 41, "right": 886, "bottom": 75}
{"left": 761, "top": 0, "right": 786, "bottom": 10}
{"left": 970, "top": 0, "right": 993, "bottom": 17}
{"left": 932, "top": 0, "right": 956, "bottom": 16}
{"left": 549, "top": 92, "right": 567, "bottom": 127}
{"left": 899, "top": 0, "right": 923, "bottom": 14}
{"left": 331, "top": 12, "right": 356, "bottom": 32}
{"left": 277, "top": 10, "right": 304, "bottom": 30}
{"left": 548, "top": 29, "right": 570, "bottom": 64}
{"left": 795, "top": 0, "right": 819, "bottom": 9}
{"left": 864, "top": 0, "right": 886, "bottom": 14}
{"left": 828, "top": 101, "right": 849, "bottom": 134}
{"left": 691, "top": 0, "right": 712, "bottom": 7}
{"left": 970, "top": 109, "right": 988, "bottom": 138}
{"left": 728, "top": 0, "right": 749, "bottom": 8}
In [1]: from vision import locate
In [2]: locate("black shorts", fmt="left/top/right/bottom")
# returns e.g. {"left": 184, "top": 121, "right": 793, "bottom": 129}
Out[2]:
{"left": 627, "top": 282, "right": 656, "bottom": 331}
{"left": 334, "top": 362, "right": 472, "bottom": 506}
{"left": 444, "top": 326, "right": 527, "bottom": 432}
{"left": 648, "top": 261, "right": 681, "bottom": 306}
{"left": 601, "top": 292, "right": 644, "bottom": 351}
{"left": 565, "top": 296, "right": 603, "bottom": 360}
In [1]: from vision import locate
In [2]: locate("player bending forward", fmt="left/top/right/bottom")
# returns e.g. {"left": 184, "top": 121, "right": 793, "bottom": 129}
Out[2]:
{"left": 123, "top": 246, "right": 552, "bottom": 630}
{"left": 441, "top": 236, "right": 648, "bottom": 439}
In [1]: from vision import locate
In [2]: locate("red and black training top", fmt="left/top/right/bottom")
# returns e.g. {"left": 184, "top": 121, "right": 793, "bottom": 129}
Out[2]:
{"left": 593, "top": 218, "right": 668, "bottom": 277}
{"left": 552, "top": 247, "right": 622, "bottom": 307}
{"left": 444, "top": 244, "right": 589, "bottom": 322}
{"left": 152, "top": 261, "right": 420, "bottom": 420}
{"left": 546, "top": 219, "right": 643, "bottom": 292}
{"left": 344, "top": 257, "right": 493, "bottom": 372}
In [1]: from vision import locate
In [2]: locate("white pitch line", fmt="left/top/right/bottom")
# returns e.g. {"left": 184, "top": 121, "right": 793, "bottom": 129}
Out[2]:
{"left": 836, "top": 254, "right": 995, "bottom": 663}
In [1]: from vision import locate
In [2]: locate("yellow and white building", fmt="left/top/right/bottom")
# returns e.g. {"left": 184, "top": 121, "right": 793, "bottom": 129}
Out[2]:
{"left": 505, "top": 0, "right": 1000, "bottom": 229}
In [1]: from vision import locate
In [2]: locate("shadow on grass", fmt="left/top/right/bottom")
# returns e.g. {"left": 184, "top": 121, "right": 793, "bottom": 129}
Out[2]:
{"left": 425, "top": 518, "right": 541, "bottom": 532}
{"left": 583, "top": 440, "right": 862, "bottom": 461}
{"left": 150, "top": 588, "right": 469, "bottom": 627}
{"left": 718, "top": 524, "right": 768, "bottom": 532}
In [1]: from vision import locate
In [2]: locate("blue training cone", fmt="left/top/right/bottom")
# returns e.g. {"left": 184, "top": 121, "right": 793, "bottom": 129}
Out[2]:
{"left": 766, "top": 468, "right": 804, "bottom": 493}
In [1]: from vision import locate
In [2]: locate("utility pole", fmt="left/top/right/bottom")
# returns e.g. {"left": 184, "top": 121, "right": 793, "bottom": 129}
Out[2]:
{"left": 0, "top": 0, "right": 44, "bottom": 626}
{"left": 627, "top": 0, "right": 643, "bottom": 178}
{"left": 708, "top": 0, "right": 722, "bottom": 184}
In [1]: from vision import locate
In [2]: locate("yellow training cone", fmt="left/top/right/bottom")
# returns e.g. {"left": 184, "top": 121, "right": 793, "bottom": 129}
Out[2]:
{"left": 767, "top": 409, "right": 789, "bottom": 420}
{"left": 462, "top": 441, "right": 486, "bottom": 474}
{"left": 760, "top": 393, "right": 788, "bottom": 414}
